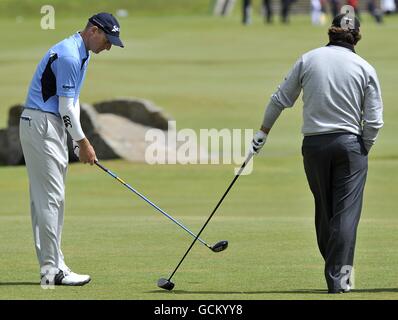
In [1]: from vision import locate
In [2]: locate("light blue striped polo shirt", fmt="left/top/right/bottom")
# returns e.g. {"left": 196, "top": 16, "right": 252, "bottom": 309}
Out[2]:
{"left": 25, "top": 32, "right": 90, "bottom": 116}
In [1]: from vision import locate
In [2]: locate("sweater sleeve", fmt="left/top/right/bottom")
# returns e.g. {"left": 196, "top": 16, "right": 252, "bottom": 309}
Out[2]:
{"left": 361, "top": 69, "right": 383, "bottom": 152}
{"left": 262, "top": 57, "right": 303, "bottom": 129}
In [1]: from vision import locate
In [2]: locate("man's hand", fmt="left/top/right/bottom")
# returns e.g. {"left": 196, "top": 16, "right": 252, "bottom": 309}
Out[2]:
{"left": 73, "top": 138, "right": 97, "bottom": 165}
{"left": 251, "top": 130, "right": 268, "bottom": 154}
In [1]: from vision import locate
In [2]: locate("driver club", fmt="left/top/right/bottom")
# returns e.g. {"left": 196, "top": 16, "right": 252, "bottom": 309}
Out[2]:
{"left": 158, "top": 151, "right": 254, "bottom": 291}
{"left": 95, "top": 161, "right": 227, "bottom": 253}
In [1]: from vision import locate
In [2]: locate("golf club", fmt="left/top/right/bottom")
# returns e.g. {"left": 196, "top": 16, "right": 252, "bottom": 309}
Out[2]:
{"left": 158, "top": 151, "right": 254, "bottom": 291}
{"left": 95, "top": 161, "right": 227, "bottom": 253}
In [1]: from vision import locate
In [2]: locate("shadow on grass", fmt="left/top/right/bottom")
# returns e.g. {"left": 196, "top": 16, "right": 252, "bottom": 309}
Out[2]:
{"left": 147, "top": 289, "right": 328, "bottom": 295}
{"left": 350, "top": 288, "right": 398, "bottom": 293}
{"left": 146, "top": 288, "right": 398, "bottom": 295}
{"left": 0, "top": 282, "right": 38, "bottom": 286}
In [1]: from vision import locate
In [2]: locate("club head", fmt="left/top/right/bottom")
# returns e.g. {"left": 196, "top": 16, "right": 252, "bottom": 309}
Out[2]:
{"left": 157, "top": 278, "right": 175, "bottom": 291}
{"left": 211, "top": 240, "right": 228, "bottom": 252}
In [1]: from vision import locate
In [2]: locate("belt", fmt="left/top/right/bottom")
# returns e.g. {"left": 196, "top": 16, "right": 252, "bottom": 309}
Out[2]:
{"left": 24, "top": 107, "right": 60, "bottom": 118}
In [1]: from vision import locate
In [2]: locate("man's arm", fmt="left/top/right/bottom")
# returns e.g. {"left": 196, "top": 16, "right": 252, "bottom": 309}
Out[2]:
{"left": 252, "top": 57, "right": 303, "bottom": 153}
{"left": 59, "top": 96, "right": 96, "bottom": 164}
{"left": 362, "top": 70, "right": 384, "bottom": 153}
{"left": 262, "top": 57, "right": 303, "bottom": 130}
{"left": 55, "top": 55, "right": 97, "bottom": 165}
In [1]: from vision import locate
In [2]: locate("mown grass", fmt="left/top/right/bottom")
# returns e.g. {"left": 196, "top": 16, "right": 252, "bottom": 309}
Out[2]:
{"left": 0, "top": 12, "right": 397, "bottom": 299}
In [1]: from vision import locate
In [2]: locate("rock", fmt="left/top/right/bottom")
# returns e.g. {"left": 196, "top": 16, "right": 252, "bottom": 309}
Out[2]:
{"left": 1, "top": 99, "right": 173, "bottom": 166}
{"left": 94, "top": 113, "right": 153, "bottom": 162}
{"left": 8, "top": 104, "right": 24, "bottom": 126}
{"left": 93, "top": 98, "right": 169, "bottom": 130}
{"left": 67, "top": 103, "right": 119, "bottom": 162}
{"left": 0, "top": 129, "right": 7, "bottom": 165}
{"left": 0, "top": 105, "right": 24, "bottom": 165}
{"left": 6, "top": 126, "right": 24, "bottom": 165}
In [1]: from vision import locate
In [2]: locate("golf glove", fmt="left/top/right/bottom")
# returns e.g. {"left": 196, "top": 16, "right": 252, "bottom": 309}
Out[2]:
{"left": 73, "top": 140, "right": 80, "bottom": 159}
{"left": 251, "top": 130, "right": 267, "bottom": 154}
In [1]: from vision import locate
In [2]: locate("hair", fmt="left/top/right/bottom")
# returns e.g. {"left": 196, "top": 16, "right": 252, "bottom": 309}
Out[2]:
{"left": 328, "top": 26, "right": 362, "bottom": 46}
{"left": 85, "top": 21, "right": 94, "bottom": 30}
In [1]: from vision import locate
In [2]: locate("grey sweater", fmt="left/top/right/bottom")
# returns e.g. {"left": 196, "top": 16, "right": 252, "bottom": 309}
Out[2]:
{"left": 262, "top": 44, "right": 384, "bottom": 151}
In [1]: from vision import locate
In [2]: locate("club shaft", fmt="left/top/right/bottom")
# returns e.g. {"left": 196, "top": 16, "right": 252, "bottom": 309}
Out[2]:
{"left": 95, "top": 161, "right": 210, "bottom": 248}
{"left": 168, "top": 152, "right": 254, "bottom": 281}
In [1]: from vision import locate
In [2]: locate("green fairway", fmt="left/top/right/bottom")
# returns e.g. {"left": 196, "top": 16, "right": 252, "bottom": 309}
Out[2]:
{"left": 0, "top": 8, "right": 397, "bottom": 300}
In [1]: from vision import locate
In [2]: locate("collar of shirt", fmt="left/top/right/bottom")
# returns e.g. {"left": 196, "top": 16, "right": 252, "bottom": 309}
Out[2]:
{"left": 326, "top": 41, "right": 356, "bottom": 54}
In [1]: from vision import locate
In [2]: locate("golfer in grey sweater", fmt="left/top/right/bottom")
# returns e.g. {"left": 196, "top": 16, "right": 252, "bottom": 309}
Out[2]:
{"left": 251, "top": 14, "right": 383, "bottom": 293}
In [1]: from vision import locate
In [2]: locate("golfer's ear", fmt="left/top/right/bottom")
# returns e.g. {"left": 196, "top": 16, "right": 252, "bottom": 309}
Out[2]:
{"left": 89, "top": 25, "right": 98, "bottom": 35}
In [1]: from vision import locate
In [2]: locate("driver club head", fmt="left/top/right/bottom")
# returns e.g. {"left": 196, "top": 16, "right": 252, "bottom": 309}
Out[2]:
{"left": 211, "top": 240, "right": 228, "bottom": 252}
{"left": 157, "top": 278, "right": 175, "bottom": 291}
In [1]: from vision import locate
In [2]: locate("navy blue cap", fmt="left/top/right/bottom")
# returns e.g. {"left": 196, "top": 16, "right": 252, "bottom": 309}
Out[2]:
{"left": 89, "top": 13, "right": 124, "bottom": 48}
{"left": 332, "top": 14, "right": 360, "bottom": 32}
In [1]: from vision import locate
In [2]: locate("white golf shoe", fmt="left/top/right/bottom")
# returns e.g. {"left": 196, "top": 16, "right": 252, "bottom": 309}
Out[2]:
{"left": 57, "top": 269, "right": 91, "bottom": 286}
{"left": 41, "top": 269, "right": 91, "bottom": 286}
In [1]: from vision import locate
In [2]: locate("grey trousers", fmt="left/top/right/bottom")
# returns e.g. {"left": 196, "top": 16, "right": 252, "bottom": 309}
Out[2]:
{"left": 20, "top": 108, "right": 69, "bottom": 276}
{"left": 302, "top": 133, "right": 368, "bottom": 292}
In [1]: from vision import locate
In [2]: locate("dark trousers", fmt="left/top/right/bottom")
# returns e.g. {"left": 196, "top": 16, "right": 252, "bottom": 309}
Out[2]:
{"left": 242, "top": 0, "right": 274, "bottom": 24}
{"left": 281, "top": 0, "right": 292, "bottom": 23}
{"left": 302, "top": 133, "right": 368, "bottom": 292}
{"left": 329, "top": 0, "right": 340, "bottom": 18}
{"left": 263, "top": 0, "right": 273, "bottom": 23}
{"left": 242, "top": 0, "right": 251, "bottom": 24}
